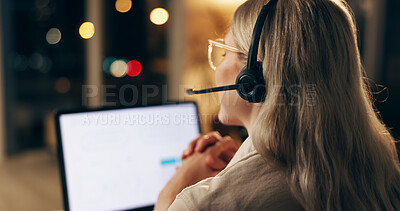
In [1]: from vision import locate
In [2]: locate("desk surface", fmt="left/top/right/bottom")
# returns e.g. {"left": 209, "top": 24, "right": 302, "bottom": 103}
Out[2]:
{"left": 0, "top": 149, "right": 63, "bottom": 211}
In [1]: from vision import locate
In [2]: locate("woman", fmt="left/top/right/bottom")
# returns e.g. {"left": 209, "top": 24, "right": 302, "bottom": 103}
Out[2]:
{"left": 156, "top": 0, "right": 400, "bottom": 210}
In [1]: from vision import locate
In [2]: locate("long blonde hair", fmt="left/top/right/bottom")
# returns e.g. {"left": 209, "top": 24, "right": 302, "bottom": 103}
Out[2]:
{"left": 231, "top": 0, "right": 400, "bottom": 210}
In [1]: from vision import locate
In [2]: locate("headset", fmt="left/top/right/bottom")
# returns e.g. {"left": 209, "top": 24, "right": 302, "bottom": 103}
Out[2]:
{"left": 186, "top": 0, "right": 278, "bottom": 103}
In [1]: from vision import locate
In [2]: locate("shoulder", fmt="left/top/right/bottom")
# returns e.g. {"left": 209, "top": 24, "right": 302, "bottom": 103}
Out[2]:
{"left": 168, "top": 139, "right": 303, "bottom": 211}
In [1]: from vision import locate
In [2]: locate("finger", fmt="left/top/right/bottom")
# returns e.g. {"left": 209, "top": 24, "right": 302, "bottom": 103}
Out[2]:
{"left": 205, "top": 141, "right": 226, "bottom": 161}
{"left": 182, "top": 135, "right": 202, "bottom": 159}
{"left": 182, "top": 148, "right": 193, "bottom": 159}
{"left": 219, "top": 136, "right": 239, "bottom": 152}
{"left": 182, "top": 132, "right": 222, "bottom": 159}
{"left": 210, "top": 170, "right": 221, "bottom": 177}
{"left": 181, "top": 150, "right": 188, "bottom": 159}
{"left": 187, "top": 136, "right": 201, "bottom": 154}
{"left": 194, "top": 132, "right": 222, "bottom": 152}
{"left": 220, "top": 149, "right": 236, "bottom": 163}
{"left": 205, "top": 154, "right": 227, "bottom": 170}
{"left": 218, "top": 137, "right": 239, "bottom": 163}
{"left": 204, "top": 137, "right": 238, "bottom": 165}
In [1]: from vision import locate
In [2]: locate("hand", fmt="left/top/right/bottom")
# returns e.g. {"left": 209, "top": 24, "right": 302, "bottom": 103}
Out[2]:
{"left": 181, "top": 131, "right": 223, "bottom": 159}
{"left": 155, "top": 143, "right": 231, "bottom": 211}
{"left": 181, "top": 131, "right": 239, "bottom": 170}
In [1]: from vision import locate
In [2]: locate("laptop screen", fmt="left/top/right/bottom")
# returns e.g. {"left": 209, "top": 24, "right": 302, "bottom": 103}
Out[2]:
{"left": 56, "top": 103, "right": 200, "bottom": 211}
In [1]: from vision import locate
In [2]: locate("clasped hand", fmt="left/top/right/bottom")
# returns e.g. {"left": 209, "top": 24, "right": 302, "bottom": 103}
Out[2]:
{"left": 155, "top": 131, "right": 239, "bottom": 211}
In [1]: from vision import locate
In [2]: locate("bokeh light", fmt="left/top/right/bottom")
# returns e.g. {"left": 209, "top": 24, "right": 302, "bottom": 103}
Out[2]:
{"left": 12, "top": 54, "right": 29, "bottom": 71}
{"left": 46, "top": 28, "right": 62, "bottom": 45}
{"left": 115, "top": 0, "right": 132, "bottom": 13}
{"left": 54, "top": 77, "right": 71, "bottom": 94}
{"left": 79, "top": 22, "right": 95, "bottom": 39}
{"left": 110, "top": 59, "right": 127, "bottom": 78}
{"left": 150, "top": 8, "right": 169, "bottom": 25}
{"left": 29, "top": 53, "right": 44, "bottom": 70}
{"left": 40, "top": 56, "right": 53, "bottom": 73}
{"left": 126, "top": 60, "right": 142, "bottom": 77}
{"left": 103, "top": 57, "right": 116, "bottom": 74}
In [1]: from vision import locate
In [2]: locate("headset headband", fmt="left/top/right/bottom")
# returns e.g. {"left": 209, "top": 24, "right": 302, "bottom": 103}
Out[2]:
{"left": 248, "top": 0, "right": 278, "bottom": 70}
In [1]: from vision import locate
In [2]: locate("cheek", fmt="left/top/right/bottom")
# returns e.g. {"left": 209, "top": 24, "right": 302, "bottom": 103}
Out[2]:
{"left": 217, "top": 95, "right": 232, "bottom": 125}
{"left": 215, "top": 62, "right": 238, "bottom": 87}
{"left": 214, "top": 56, "right": 247, "bottom": 126}
{"left": 214, "top": 66, "right": 227, "bottom": 87}
{"left": 217, "top": 86, "right": 243, "bottom": 125}
{"left": 217, "top": 91, "right": 246, "bottom": 126}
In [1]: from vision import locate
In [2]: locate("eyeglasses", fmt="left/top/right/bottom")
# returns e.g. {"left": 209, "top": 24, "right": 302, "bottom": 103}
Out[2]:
{"left": 208, "top": 39, "right": 241, "bottom": 71}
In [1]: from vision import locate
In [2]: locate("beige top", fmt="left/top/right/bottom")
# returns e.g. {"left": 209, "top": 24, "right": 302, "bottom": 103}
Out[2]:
{"left": 167, "top": 138, "right": 304, "bottom": 211}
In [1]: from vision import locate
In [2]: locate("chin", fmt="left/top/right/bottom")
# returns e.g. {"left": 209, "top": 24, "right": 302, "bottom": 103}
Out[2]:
{"left": 217, "top": 112, "right": 229, "bottom": 125}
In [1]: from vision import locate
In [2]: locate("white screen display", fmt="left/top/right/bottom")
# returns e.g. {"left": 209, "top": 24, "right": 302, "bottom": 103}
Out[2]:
{"left": 58, "top": 103, "right": 200, "bottom": 211}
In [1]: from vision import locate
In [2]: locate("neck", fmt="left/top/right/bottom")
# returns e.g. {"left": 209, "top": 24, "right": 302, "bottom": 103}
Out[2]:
{"left": 241, "top": 103, "right": 262, "bottom": 135}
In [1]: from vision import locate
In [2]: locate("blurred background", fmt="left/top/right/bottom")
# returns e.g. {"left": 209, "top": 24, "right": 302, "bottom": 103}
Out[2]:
{"left": 0, "top": 0, "right": 398, "bottom": 210}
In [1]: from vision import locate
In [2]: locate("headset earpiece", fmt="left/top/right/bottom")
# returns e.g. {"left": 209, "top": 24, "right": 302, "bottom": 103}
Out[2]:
{"left": 236, "top": 61, "right": 265, "bottom": 103}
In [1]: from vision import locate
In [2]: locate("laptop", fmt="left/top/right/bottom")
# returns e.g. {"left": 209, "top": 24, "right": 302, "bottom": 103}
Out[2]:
{"left": 55, "top": 102, "right": 201, "bottom": 211}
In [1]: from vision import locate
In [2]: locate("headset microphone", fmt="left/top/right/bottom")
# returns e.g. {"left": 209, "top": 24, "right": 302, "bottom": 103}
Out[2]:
{"left": 187, "top": 82, "right": 256, "bottom": 94}
{"left": 186, "top": 84, "right": 239, "bottom": 95}
{"left": 185, "top": 0, "right": 278, "bottom": 103}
